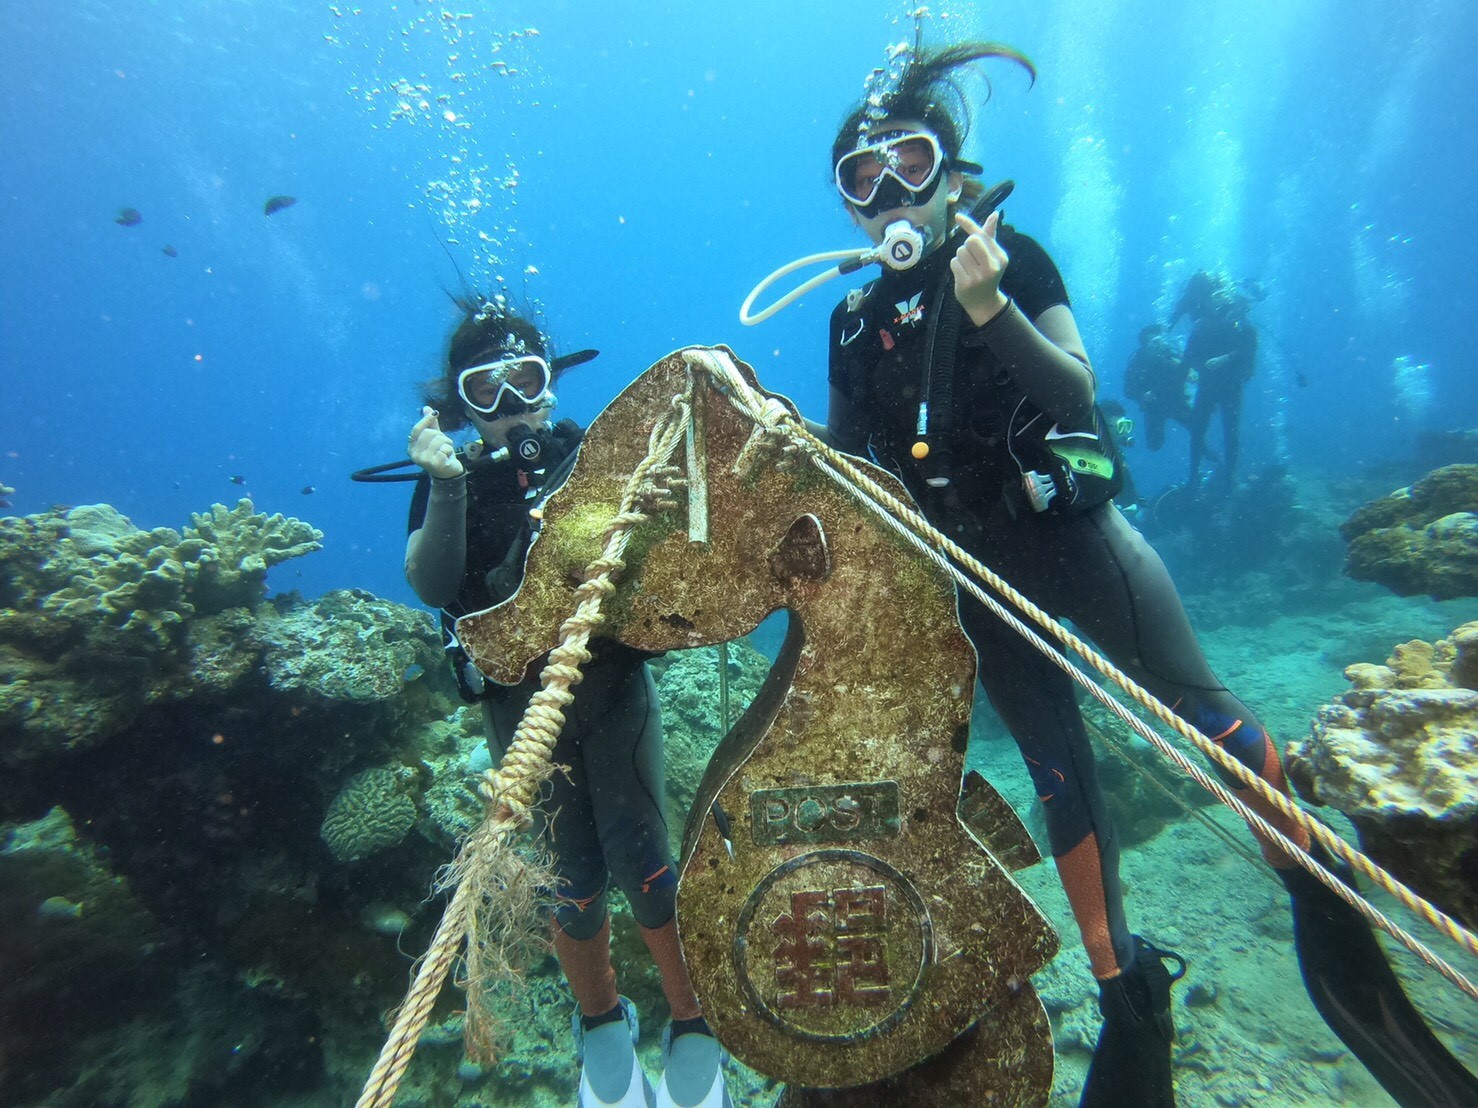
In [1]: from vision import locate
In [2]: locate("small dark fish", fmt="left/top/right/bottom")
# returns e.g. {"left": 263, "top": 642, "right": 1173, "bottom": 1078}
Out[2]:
{"left": 229, "top": 475, "right": 247, "bottom": 486}
{"left": 1295, "top": 373, "right": 1308, "bottom": 388}
{"left": 115, "top": 207, "right": 143, "bottom": 227}
{"left": 300, "top": 485, "right": 316, "bottom": 495}
{"left": 162, "top": 244, "right": 178, "bottom": 258}
{"left": 263, "top": 195, "right": 297, "bottom": 216}
{"left": 402, "top": 663, "right": 425, "bottom": 683}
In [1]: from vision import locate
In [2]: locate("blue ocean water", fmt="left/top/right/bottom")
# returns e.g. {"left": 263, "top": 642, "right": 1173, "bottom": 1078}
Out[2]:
{"left": 5, "top": 6, "right": 1478, "bottom": 1106}
{"left": 3, "top": 0, "right": 1475, "bottom": 607}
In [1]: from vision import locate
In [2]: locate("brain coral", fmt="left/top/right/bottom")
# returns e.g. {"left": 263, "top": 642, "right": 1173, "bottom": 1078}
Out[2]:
{"left": 1285, "top": 622, "right": 1478, "bottom": 929}
{"left": 1340, "top": 464, "right": 1478, "bottom": 600}
{"left": 319, "top": 767, "right": 419, "bottom": 864}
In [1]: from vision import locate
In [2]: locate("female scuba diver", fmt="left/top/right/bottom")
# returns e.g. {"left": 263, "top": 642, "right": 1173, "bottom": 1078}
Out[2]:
{"left": 747, "top": 39, "right": 1476, "bottom": 1108}
{"left": 403, "top": 296, "right": 733, "bottom": 1108}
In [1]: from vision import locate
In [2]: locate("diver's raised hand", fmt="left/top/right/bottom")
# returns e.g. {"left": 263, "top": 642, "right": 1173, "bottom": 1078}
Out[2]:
{"left": 408, "top": 406, "right": 464, "bottom": 479}
{"left": 951, "top": 210, "right": 1010, "bottom": 327}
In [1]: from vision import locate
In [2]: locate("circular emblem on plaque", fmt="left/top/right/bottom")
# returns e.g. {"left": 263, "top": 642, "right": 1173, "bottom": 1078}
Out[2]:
{"left": 732, "top": 849, "right": 933, "bottom": 1043}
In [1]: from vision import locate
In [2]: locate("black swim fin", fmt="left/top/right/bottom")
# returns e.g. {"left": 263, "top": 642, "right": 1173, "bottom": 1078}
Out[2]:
{"left": 1080, "top": 935, "right": 1185, "bottom": 1108}
{"left": 1280, "top": 847, "right": 1478, "bottom": 1107}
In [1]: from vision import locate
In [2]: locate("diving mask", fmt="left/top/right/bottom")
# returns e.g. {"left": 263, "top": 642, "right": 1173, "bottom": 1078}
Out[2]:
{"left": 836, "top": 131, "right": 979, "bottom": 218}
{"left": 457, "top": 354, "right": 553, "bottom": 417}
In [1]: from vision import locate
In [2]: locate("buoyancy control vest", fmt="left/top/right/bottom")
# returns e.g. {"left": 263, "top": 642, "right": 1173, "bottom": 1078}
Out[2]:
{"left": 828, "top": 225, "right": 1124, "bottom": 519}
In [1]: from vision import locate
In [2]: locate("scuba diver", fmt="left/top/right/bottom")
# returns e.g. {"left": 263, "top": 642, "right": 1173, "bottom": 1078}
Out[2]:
{"left": 399, "top": 296, "right": 732, "bottom": 1108}
{"left": 742, "top": 36, "right": 1476, "bottom": 1108}
{"left": 1123, "top": 323, "right": 1192, "bottom": 454}
{"left": 1172, "top": 271, "right": 1259, "bottom": 492}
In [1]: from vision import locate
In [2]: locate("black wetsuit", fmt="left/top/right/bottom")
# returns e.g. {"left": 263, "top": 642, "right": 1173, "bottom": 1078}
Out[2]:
{"left": 407, "top": 422, "right": 676, "bottom": 941}
{"left": 1124, "top": 336, "right": 1191, "bottom": 452}
{"left": 827, "top": 229, "right": 1297, "bottom": 978}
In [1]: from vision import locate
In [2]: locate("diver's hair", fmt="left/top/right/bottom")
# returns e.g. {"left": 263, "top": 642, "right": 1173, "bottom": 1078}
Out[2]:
{"left": 831, "top": 41, "right": 1036, "bottom": 203}
{"left": 421, "top": 292, "right": 549, "bottom": 432}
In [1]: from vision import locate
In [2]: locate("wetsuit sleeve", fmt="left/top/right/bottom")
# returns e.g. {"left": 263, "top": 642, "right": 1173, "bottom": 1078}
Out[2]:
{"left": 999, "top": 230, "right": 1070, "bottom": 318}
{"left": 405, "top": 473, "right": 468, "bottom": 609}
{"left": 967, "top": 231, "right": 1095, "bottom": 426}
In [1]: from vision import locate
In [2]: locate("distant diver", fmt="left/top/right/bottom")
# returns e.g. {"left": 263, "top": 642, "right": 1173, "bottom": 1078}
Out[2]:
{"left": 1174, "top": 271, "right": 1258, "bottom": 492}
{"left": 1124, "top": 322, "right": 1192, "bottom": 453}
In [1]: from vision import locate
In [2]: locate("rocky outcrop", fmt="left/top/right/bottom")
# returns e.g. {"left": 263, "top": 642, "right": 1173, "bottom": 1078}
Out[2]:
{"left": 1285, "top": 622, "right": 1478, "bottom": 929}
{"left": 1340, "top": 465, "right": 1478, "bottom": 600}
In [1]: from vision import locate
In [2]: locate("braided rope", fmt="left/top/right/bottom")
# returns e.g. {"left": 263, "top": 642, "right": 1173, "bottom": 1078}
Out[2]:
{"left": 684, "top": 347, "right": 1478, "bottom": 1001}
{"left": 355, "top": 391, "right": 693, "bottom": 1108}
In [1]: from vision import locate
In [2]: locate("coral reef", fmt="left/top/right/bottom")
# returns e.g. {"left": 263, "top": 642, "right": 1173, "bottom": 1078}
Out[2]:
{"left": 0, "top": 491, "right": 784, "bottom": 1106}
{"left": 320, "top": 766, "right": 420, "bottom": 863}
{"left": 0, "top": 499, "right": 468, "bottom": 1104}
{"left": 0, "top": 500, "right": 326, "bottom": 759}
{"left": 0, "top": 801, "right": 324, "bottom": 1106}
{"left": 650, "top": 641, "right": 771, "bottom": 856}
{"left": 1339, "top": 464, "right": 1478, "bottom": 600}
{"left": 1141, "top": 468, "right": 1354, "bottom": 629}
{"left": 0, "top": 499, "right": 321, "bottom": 651}
{"left": 1284, "top": 622, "right": 1478, "bottom": 929}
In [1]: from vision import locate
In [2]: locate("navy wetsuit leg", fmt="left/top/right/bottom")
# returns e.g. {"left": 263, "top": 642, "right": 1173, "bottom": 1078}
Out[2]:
{"left": 1217, "top": 384, "right": 1244, "bottom": 484}
{"left": 1186, "top": 387, "right": 1214, "bottom": 485}
{"left": 1144, "top": 409, "right": 1167, "bottom": 452}
{"left": 565, "top": 651, "right": 676, "bottom": 931}
{"left": 482, "top": 646, "right": 676, "bottom": 941}
{"left": 1030, "top": 505, "right": 1308, "bottom": 865}
{"left": 957, "top": 589, "right": 1134, "bottom": 978}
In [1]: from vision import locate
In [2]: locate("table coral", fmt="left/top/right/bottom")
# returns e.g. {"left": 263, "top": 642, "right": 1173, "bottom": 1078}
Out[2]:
{"left": 0, "top": 499, "right": 322, "bottom": 655}
{"left": 1285, "top": 622, "right": 1478, "bottom": 928}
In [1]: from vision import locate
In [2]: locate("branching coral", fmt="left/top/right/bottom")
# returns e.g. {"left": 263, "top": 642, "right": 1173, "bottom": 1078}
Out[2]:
{"left": 0, "top": 500, "right": 325, "bottom": 758}
{"left": 0, "top": 500, "right": 323, "bottom": 659}
{"left": 183, "top": 500, "right": 324, "bottom": 614}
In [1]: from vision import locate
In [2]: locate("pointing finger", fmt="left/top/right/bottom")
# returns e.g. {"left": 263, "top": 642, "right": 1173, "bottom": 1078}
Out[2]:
{"left": 954, "top": 211, "right": 983, "bottom": 236}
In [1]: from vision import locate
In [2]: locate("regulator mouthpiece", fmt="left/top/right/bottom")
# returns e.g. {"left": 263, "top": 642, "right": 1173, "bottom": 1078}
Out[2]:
{"left": 879, "top": 220, "right": 929, "bottom": 270}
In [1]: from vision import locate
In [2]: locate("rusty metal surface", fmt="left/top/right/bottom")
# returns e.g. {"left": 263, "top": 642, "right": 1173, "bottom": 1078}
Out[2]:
{"left": 457, "top": 347, "right": 1057, "bottom": 1094}
{"left": 777, "top": 982, "right": 1055, "bottom": 1107}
